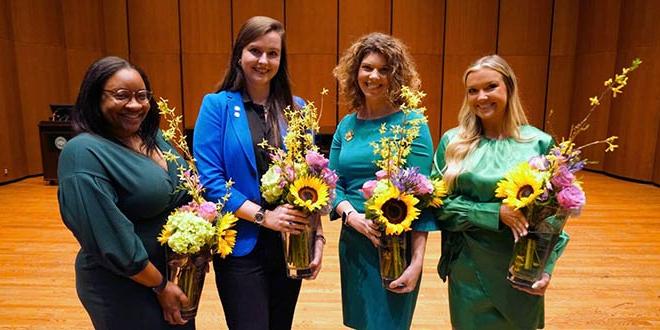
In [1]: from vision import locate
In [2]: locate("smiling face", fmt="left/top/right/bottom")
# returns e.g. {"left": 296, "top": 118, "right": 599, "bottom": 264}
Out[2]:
{"left": 357, "top": 52, "right": 391, "bottom": 104}
{"left": 465, "top": 68, "right": 509, "bottom": 129}
{"left": 240, "top": 30, "right": 282, "bottom": 89}
{"left": 100, "top": 68, "right": 150, "bottom": 138}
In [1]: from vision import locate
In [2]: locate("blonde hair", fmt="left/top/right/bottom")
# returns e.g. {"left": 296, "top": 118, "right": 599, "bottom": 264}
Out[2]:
{"left": 333, "top": 32, "right": 420, "bottom": 110}
{"left": 443, "top": 54, "right": 529, "bottom": 191}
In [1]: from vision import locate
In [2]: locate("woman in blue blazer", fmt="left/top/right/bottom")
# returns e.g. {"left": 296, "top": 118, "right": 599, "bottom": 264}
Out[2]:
{"left": 193, "top": 16, "right": 324, "bottom": 329}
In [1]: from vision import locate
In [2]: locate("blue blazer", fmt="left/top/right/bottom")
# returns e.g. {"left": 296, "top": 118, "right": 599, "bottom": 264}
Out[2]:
{"left": 193, "top": 91, "right": 304, "bottom": 256}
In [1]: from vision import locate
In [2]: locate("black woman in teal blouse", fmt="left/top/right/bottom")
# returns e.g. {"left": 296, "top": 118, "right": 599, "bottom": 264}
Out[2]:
{"left": 57, "top": 56, "right": 193, "bottom": 328}
{"left": 433, "top": 54, "right": 569, "bottom": 329}
{"left": 329, "top": 32, "right": 437, "bottom": 330}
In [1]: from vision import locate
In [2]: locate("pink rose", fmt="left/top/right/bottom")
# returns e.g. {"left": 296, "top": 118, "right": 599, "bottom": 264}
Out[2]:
{"left": 551, "top": 165, "right": 575, "bottom": 189}
{"left": 557, "top": 185, "right": 585, "bottom": 210}
{"left": 415, "top": 175, "right": 434, "bottom": 195}
{"left": 528, "top": 156, "right": 549, "bottom": 171}
{"left": 197, "top": 201, "right": 218, "bottom": 221}
{"left": 321, "top": 167, "right": 338, "bottom": 187}
{"left": 305, "top": 150, "right": 329, "bottom": 171}
{"left": 376, "top": 170, "right": 389, "bottom": 180}
{"left": 361, "top": 180, "right": 379, "bottom": 199}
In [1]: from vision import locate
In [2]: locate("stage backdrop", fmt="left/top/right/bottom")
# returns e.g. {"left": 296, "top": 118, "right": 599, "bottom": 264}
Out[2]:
{"left": 1, "top": 0, "right": 659, "bottom": 185}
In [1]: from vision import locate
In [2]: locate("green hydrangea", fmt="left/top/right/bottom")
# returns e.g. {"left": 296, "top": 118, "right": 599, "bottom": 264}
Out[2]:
{"left": 165, "top": 211, "right": 215, "bottom": 254}
{"left": 261, "top": 165, "right": 284, "bottom": 204}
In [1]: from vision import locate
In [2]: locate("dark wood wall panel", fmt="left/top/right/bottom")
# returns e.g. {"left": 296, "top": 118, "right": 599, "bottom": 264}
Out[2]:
{"left": 232, "top": 0, "right": 284, "bottom": 40}
{"left": 441, "top": 0, "right": 498, "bottom": 134}
{"left": 180, "top": 0, "right": 231, "bottom": 128}
{"left": 0, "top": 0, "right": 28, "bottom": 182}
{"left": 571, "top": 0, "right": 622, "bottom": 171}
{"left": 498, "top": 0, "right": 553, "bottom": 128}
{"left": 11, "top": 0, "right": 70, "bottom": 174}
{"left": 2, "top": 0, "right": 658, "bottom": 184}
{"left": 392, "top": 0, "right": 444, "bottom": 143}
{"left": 101, "top": 0, "right": 129, "bottom": 58}
{"left": 287, "top": 0, "right": 337, "bottom": 129}
{"left": 604, "top": 0, "right": 660, "bottom": 181}
{"left": 128, "top": 0, "right": 182, "bottom": 117}
{"left": 337, "top": 0, "right": 391, "bottom": 121}
{"left": 545, "top": 0, "right": 579, "bottom": 139}
{"left": 62, "top": 0, "right": 105, "bottom": 100}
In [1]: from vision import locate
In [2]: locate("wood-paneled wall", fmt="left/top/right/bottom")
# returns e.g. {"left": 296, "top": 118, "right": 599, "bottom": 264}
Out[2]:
{"left": 1, "top": 0, "right": 659, "bottom": 185}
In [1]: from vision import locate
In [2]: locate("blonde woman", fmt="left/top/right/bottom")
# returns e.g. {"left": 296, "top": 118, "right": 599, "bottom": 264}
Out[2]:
{"left": 433, "top": 55, "right": 569, "bottom": 329}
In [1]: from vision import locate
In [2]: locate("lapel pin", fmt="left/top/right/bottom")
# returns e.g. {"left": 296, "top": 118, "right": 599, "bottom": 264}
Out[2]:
{"left": 345, "top": 130, "right": 354, "bottom": 142}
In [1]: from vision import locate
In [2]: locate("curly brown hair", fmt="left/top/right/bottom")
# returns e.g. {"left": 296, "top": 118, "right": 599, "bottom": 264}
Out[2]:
{"left": 333, "top": 32, "right": 420, "bottom": 111}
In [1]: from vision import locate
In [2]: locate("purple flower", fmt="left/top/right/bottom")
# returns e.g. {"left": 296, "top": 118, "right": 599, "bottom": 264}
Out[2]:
{"left": 197, "top": 201, "right": 218, "bottom": 221}
{"left": 551, "top": 165, "right": 575, "bottom": 189}
{"left": 528, "top": 156, "right": 549, "bottom": 171}
{"left": 391, "top": 167, "right": 432, "bottom": 195}
{"left": 557, "top": 185, "right": 585, "bottom": 210}
{"left": 305, "top": 150, "right": 329, "bottom": 171}
{"left": 361, "top": 180, "right": 379, "bottom": 199}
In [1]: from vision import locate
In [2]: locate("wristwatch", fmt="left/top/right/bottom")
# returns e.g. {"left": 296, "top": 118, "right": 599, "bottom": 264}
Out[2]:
{"left": 254, "top": 207, "right": 267, "bottom": 226}
{"left": 342, "top": 210, "right": 354, "bottom": 227}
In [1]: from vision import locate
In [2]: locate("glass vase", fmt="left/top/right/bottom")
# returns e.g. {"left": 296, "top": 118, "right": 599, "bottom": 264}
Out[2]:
{"left": 166, "top": 249, "right": 211, "bottom": 320}
{"left": 507, "top": 205, "right": 570, "bottom": 288}
{"left": 282, "top": 214, "right": 318, "bottom": 279}
{"left": 378, "top": 231, "right": 408, "bottom": 289}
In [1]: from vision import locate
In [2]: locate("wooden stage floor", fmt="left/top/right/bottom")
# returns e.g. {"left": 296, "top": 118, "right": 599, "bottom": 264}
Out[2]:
{"left": 0, "top": 172, "right": 658, "bottom": 329}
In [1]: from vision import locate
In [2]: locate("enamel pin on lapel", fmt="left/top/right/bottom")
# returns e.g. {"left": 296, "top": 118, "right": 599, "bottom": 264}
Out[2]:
{"left": 344, "top": 130, "right": 353, "bottom": 142}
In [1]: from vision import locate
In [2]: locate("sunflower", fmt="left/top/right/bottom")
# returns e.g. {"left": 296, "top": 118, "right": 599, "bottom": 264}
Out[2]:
{"left": 288, "top": 176, "right": 330, "bottom": 213}
{"left": 215, "top": 212, "right": 239, "bottom": 258}
{"left": 428, "top": 178, "right": 448, "bottom": 207}
{"left": 157, "top": 223, "right": 174, "bottom": 245}
{"left": 368, "top": 183, "right": 420, "bottom": 235}
{"left": 495, "top": 162, "right": 545, "bottom": 210}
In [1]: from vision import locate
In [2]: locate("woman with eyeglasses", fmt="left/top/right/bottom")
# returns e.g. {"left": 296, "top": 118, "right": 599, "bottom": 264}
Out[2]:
{"left": 58, "top": 56, "right": 194, "bottom": 329}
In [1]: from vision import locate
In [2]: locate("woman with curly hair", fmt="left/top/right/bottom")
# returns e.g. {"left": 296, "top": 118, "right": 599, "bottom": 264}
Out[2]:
{"left": 329, "top": 32, "right": 437, "bottom": 329}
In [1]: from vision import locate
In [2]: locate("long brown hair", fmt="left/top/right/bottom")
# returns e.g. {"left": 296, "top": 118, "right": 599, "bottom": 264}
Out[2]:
{"left": 218, "top": 16, "right": 295, "bottom": 144}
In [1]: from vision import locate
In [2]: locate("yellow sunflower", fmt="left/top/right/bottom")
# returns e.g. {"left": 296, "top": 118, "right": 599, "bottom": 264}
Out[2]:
{"left": 495, "top": 162, "right": 545, "bottom": 210}
{"left": 157, "top": 223, "right": 174, "bottom": 245}
{"left": 215, "top": 212, "right": 239, "bottom": 258}
{"left": 368, "top": 183, "right": 420, "bottom": 235}
{"left": 429, "top": 178, "right": 448, "bottom": 208}
{"left": 288, "top": 176, "right": 330, "bottom": 213}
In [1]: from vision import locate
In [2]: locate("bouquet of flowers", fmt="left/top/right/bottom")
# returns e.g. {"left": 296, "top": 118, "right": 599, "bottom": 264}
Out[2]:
{"left": 360, "top": 86, "right": 448, "bottom": 287}
{"left": 496, "top": 58, "right": 642, "bottom": 288}
{"left": 156, "top": 99, "right": 239, "bottom": 319}
{"left": 259, "top": 89, "right": 338, "bottom": 279}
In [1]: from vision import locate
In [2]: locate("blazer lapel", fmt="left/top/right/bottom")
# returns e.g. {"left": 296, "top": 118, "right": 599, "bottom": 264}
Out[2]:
{"left": 227, "top": 92, "right": 257, "bottom": 173}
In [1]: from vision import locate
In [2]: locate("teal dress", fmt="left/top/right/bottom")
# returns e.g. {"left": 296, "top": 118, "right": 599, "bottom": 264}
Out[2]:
{"left": 329, "top": 111, "right": 438, "bottom": 330}
{"left": 433, "top": 125, "right": 569, "bottom": 330}
{"left": 58, "top": 132, "right": 193, "bottom": 329}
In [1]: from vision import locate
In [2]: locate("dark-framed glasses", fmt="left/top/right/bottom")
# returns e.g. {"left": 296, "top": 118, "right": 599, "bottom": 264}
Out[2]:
{"left": 103, "top": 89, "right": 153, "bottom": 104}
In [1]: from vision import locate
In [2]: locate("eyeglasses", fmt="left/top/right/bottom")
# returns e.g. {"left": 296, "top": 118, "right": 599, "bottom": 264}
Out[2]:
{"left": 103, "top": 89, "right": 153, "bottom": 104}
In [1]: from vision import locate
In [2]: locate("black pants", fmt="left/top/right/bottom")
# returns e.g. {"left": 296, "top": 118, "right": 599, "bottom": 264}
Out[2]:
{"left": 213, "top": 228, "right": 302, "bottom": 330}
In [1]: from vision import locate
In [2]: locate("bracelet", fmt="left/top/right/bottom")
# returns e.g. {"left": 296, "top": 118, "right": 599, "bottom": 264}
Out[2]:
{"left": 315, "top": 234, "right": 326, "bottom": 245}
{"left": 151, "top": 274, "right": 168, "bottom": 295}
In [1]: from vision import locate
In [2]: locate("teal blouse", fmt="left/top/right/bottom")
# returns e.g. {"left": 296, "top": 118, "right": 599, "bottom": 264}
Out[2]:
{"left": 329, "top": 111, "right": 437, "bottom": 329}
{"left": 433, "top": 125, "right": 569, "bottom": 329}
{"left": 58, "top": 132, "right": 192, "bottom": 329}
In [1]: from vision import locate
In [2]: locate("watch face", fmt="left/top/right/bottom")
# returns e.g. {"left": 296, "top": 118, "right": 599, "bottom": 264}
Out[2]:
{"left": 255, "top": 208, "right": 265, "bottom": 224}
